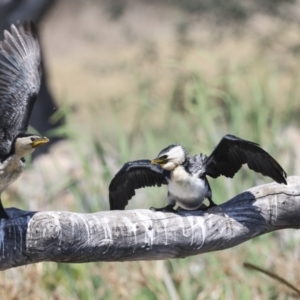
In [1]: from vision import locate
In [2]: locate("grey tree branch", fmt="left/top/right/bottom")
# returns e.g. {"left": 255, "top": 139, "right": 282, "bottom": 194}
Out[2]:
{"left": 0, "top": 176, "right": 299, "bottom": 271}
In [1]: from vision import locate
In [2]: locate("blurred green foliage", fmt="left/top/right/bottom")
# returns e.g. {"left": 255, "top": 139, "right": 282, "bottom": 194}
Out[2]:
{"left": 8, "top": 61, "right": 296, "bottom": 300}
{"left": 2, "top": 1, "right": 300, "bottom": 297}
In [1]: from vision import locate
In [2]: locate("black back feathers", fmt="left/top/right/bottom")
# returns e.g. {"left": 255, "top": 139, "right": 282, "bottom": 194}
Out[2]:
{"left": 0, "top": 21, "right": 41, "bottom": 157}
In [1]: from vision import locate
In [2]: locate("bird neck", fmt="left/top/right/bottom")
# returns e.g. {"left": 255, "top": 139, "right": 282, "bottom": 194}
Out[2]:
{"left": 0, "top": 154, "right": 25, "bottom": 193}
{"left": 170, "top": 165, "right": 190, "bottom": 181}
{"left": 14, "top": 137, "right": 35, "bottom": 158}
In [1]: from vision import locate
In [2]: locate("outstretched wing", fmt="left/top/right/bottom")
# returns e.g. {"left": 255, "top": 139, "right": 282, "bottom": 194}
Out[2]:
{"left": 109, "top": 159, "right": 169, "bottom": 210}
{"left": 0, "top": 21, "right": 41, "bottom": 156}
{"left": 203, "top": 134, "right": 287, "bottom": 184}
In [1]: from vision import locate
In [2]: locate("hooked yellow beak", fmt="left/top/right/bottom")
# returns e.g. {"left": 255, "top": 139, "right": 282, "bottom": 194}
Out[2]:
{"left": 151, "top": 158, "right": 168, "bottom": 166}
{"left": 31, "top": 137, "right": 50, "bottom": 148}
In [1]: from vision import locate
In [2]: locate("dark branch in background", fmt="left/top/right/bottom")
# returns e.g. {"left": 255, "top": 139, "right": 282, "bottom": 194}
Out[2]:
{"left": 244, "top": 262, "right": 300, "bottom": 297}
{"left": 0, "top": 176, "right": 299, "bottom": 271}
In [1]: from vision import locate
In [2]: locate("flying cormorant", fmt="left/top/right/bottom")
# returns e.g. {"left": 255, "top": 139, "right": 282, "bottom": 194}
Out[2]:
{"left": 0, "top": 21, "right": 49, "bottom": 219}
{"left": 109, "top": 134, "right": 287, "bottom": 212}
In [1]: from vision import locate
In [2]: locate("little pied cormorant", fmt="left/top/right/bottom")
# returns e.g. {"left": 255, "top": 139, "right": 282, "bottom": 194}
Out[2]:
{"left": 0, "top": 21, "right": 49, "bottom": 219}
{"left": 109, "top": 134, "right": 287, "bottom": 212}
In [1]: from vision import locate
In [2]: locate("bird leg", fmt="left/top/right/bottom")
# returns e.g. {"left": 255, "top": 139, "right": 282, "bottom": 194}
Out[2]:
{"left": 0, "top": 198, "right": 9, "bottom": 219}
{"left": 150, "top": 204, "right": 178, "bottom": 213}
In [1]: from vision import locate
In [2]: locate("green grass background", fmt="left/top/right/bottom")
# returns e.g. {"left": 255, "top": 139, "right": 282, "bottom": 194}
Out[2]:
{"left": 1, "top": 0, "right": 300, "bottom": 299}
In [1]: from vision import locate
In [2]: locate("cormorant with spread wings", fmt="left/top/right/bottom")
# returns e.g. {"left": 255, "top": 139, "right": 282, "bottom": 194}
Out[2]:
{"left": 109, "top": 134, "right": 287, "bottom": 212}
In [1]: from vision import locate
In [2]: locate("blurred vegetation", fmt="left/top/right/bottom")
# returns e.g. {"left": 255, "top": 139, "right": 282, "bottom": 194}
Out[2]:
{"left": 2, "top": 59, "right": 298, "bottom": 299}
{"left": 1, "top": 0, "right": 300, "bottom": 299}
{"left": 105, "top": 0, "right": 297, "bottom": 23}
{"left": 146, "top": 0, "right": 296, "bottom": 21}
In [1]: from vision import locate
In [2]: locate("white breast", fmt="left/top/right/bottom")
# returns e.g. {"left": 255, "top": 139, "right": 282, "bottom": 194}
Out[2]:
{"left": 167, "top": 166, "right": 208, "bottom": 209}
{"left": 0, "top": 155, "right": 25, "bottom": 193}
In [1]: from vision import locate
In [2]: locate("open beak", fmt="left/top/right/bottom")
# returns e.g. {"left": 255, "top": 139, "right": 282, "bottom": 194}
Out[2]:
{"left": 151, "top": 158, "right": 168, "bottom": 166}
{"left": 31, "top": 137, "right": 50, "bottom": 148}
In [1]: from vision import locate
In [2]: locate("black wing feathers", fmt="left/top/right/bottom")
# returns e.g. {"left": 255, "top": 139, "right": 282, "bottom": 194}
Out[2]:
{"left": 109, "top": 160, "right": 168, "bottom": 210}
{"left": 0, "top": 21, "right": 41, "bottom": 156}
{"left": 204, "top": 134, "right": 287, "bottom": 184}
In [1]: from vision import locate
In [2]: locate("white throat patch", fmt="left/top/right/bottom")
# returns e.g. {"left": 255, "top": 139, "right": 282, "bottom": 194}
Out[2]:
{"left": 162, "top": 145, "right": 186, "bottom": 170}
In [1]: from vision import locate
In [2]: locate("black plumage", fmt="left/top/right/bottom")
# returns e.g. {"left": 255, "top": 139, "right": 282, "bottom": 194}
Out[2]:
{"left": 109, "top": 160, "right": 169, "bottom": 210}
{"left": 199, "top": 135, "right": 287, "bottom": 183}
{"left": 109, "top": 134, "right": 287, "bottom": 211}
{"left": 0, "top": 20, "right": 41, "bottom": 157}
{"left": 0, "top": 21, "right": 42, "bottom": 219}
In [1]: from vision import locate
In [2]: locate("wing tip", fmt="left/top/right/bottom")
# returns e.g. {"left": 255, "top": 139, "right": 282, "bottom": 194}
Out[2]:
{"left": 1, "top": 20, "right": 40, "bottom": 57}
{"left": 280, "top": 171, "right": 288, "bottom": 185}
{"left": 109, "top": 195, "right": 127, "bottom": 210}
{"left": 16, "top": 20, "right": 39, "bottom": 40}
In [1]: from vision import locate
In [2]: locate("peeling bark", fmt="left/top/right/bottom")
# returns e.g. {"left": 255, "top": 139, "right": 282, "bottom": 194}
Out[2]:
{"left": 0, "top": 176, "right": 299, "bottom": 271}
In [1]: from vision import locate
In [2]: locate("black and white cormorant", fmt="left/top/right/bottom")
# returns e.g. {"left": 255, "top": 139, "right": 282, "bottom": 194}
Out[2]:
{"left": 109, "top": 134, "right": 287, "bottom": 212}
{"left": 0, "top": 21, "right": 49, "bottom": 219}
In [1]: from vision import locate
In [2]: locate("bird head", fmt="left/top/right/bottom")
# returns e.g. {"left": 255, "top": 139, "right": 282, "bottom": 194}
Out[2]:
{"left": 14, "top": 134, "right": 49, "bottom": 157}
{"left": 151, "top": 144, "right": 187, "bottom": 171}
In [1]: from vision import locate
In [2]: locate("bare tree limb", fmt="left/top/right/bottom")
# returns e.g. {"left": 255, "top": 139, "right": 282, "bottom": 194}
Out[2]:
{"left": 0, "top": 176, "right": 299, "bottom": 271}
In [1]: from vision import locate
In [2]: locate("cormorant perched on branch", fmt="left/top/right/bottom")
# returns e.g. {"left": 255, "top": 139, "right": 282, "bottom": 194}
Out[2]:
{"left": 0, "top": 21, "right": 49, "bottom": 219}
{"left": 109, "top": 134, "right": 287, "bottom": 212}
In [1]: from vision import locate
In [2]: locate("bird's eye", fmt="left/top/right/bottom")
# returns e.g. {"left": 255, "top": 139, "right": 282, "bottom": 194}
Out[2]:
{"left": 30, "top": 137, "right": 35, "bottom": 142}
{"left": 159, "top": 155, "right": 167, "bottom": 159}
